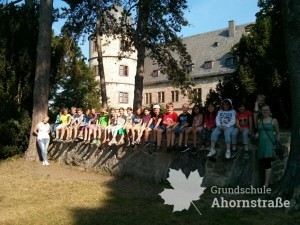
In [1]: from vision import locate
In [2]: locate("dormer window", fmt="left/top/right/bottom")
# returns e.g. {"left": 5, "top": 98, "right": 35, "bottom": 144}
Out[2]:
{"left": 226, "top": 57, "right": 237, "bottom": 67}
{"left": 212, "top": 42, "right": 220, "bottom": 47}
{"left": 204, "top": 61, "right": 213, "bottom": 69}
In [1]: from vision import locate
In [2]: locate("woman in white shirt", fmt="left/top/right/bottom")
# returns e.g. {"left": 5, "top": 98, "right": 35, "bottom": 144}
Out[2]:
{"left": 34, "top": 116, "right": 51, "bottom": 166}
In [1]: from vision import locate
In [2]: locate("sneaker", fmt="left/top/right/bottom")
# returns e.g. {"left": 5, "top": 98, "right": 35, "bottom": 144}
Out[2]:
{"left": 53, "top": 138, "right": 58, "bottom": 142}
{"left": 191, "top": 147, "right": 197, "bottom": 155}
{"left": 207, "top": 149, "right": 216, "bottom": 157}
{"left": 96, "top": 140, "right": 101, "bottom": 146}
{"left": 92, "top": 139, "right": 98, "bottom": 145}
{"left": 42, "top": 161, "right": 45, "bottom": 166}
{"left": 225, "top": 150, "right": 231, "bottom": 159}
{"left": 44, "top": 161, "right": 49, "bottom": 166}
{"left": 57, "top": 139, "right": 63, "bottom": 142}
{"left": 126, "top": 141, "right": 131, "bottom": 147}
{"left": 77, "top": 136, "right": 83, "bottom": 140}
{"left": 180, "top": 145, "right": 190, "bottom": 153}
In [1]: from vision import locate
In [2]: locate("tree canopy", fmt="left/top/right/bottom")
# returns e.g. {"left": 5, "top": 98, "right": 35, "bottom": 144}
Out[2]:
{"left": 206, "top": 0, "right": 290, "bottom": 127}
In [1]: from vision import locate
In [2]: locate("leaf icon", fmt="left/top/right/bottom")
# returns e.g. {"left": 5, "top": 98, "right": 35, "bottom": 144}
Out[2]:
{"left": 159, "top": 169, "right": 206, "bottom": 215}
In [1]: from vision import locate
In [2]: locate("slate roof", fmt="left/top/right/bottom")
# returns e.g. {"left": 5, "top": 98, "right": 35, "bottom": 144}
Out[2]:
{"left": 144, "top": 22, "right": 254, "bottom": 84}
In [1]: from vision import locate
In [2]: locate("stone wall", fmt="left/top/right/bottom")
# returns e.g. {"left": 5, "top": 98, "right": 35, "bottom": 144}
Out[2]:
{"left": 48, "top": 132, "right": 290, "bottom": 187}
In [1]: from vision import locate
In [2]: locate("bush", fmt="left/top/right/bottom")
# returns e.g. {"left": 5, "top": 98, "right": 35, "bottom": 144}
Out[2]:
{"left": 0, "top": 110, "right": 31, "bottom": 159}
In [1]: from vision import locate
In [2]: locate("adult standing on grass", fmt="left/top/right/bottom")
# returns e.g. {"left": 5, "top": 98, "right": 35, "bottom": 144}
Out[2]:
{"left": 34, "top": 116, "right": 51, "bottom": 166}
{"left": 255, "top": 105, "right": 280, "bottom": 188}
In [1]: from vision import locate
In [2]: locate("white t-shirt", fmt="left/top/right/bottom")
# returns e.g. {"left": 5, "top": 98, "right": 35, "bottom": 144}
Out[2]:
{"left": 37, "top": 122, "right": 50, "bottom": 140}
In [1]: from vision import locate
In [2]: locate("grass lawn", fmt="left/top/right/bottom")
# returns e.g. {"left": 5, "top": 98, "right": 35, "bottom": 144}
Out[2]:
{"left": 0, "top": 157, "right": 299, "bottom": 225}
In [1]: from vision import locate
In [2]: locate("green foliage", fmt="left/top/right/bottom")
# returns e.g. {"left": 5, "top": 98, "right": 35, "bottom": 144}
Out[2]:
{"left": 121, "top": 0, "right": 192, "bottom": 90}
{"left": 0, "top": 4, "right": 38, "bottom": 158}
{"left": 0, "top": 3, "right": 100, "bottom": 159}
{"left": 0, "top": 4, "right": 38, "bottom": 112}
{"left": 206, "top": 0, "right": 290, "bottom": 126}
{"left": 50, "top": 35, "right": 101, "bottom": 110}
{"left": 0, "top": 110, "right": 31, "bottom": 159}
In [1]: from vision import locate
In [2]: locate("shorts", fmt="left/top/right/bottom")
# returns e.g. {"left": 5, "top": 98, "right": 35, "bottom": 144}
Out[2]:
{"left": 56, "top": 124, "right": 67, "bottom": 130}
{"left": 87, "top": 124, "right": 97, "bottom": 130}
{"left": 149, "top": 124, "right": 163, "bottom": 130}
{"left": 174, "top": 126, "right": 190, "bottom": 134}
{"left": 131, "top": 124, "right": 142, "bottom": 130}
{"left": 118, "top": 128, "right": 126, "bottom": 135}
{"left": 79, "top": 126, "right": 87, "bottom": 131}
{"left": 98, "top": 125, "right": 107, "bottom": 130}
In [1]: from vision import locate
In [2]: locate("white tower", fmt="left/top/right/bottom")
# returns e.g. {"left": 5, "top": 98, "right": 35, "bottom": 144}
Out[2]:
{"left": 88, "top": 6, "right": 137, "bottom": 109}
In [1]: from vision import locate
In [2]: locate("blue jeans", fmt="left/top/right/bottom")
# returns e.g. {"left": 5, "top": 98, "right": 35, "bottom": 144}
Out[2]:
{"left": 231, "top": 127, "right": 249, "bottom": 145}
{"left": 51, "top": 123, "right": 60, "bottom": 134}
{"left": 211, "top": 126, "right": 234, "bottom": 144}
{"left": 37, "top": 138, "right": 50, "bottom": 161}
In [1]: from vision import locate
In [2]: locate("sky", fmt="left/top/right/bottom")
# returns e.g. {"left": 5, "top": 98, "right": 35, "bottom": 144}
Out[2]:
{"left": 52, "top": 0, "right": 260, "bottom": 60}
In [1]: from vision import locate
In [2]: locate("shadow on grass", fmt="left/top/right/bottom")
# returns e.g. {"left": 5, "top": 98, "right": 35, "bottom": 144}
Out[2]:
{"left": 70, "top": 180, "right": 300, "bottom": 225}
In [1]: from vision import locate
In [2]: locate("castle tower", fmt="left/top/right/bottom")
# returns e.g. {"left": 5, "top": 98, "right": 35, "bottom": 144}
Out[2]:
{"left": 88, "top": 6, "right": 137, "bottom": 109}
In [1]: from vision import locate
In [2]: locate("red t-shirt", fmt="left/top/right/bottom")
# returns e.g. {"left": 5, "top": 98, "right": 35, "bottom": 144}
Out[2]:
{"left": 236, "top": 110, "right": 253, "bottom": 128}
{"left": 163, "top": 112, "right": 178, "bottom": 126}
{"left": 205, "top": 113, "right": 216, "bottom": 129}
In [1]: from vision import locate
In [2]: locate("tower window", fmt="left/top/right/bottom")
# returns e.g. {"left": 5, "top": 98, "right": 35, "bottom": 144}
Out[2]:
{"left": 119, "top": 92, "right": 128, "bottom": 103}
{"left": 119, "top": 65, "right": 129, "bottom": 76}
{"left": 92, "top": 40, "right": 98, "bottom": 52}
{"left": 120, "top": 40, "right": 130, "bottom": 51}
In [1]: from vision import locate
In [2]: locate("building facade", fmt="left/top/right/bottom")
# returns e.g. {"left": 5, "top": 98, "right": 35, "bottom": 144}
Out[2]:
{"left": 89, "top": 20, "right": 253, "bottom": 111}
{"left": 143, "top": 21, "right": 253, "bottom": 112}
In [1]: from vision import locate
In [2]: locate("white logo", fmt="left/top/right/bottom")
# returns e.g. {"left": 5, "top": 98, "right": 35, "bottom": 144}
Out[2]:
{"left": 159, "top": 169, "right": 206, "bottom": 215}
{"left": 159, "top": 170, "right": 291, "bottom": 215}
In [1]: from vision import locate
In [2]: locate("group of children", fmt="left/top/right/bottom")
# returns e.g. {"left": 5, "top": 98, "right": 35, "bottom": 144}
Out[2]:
{"left": 51, "top": 106, "right": 160, "bottom": 148}
{"left": 50, "top": 97, "right": 257, "bottom": 157}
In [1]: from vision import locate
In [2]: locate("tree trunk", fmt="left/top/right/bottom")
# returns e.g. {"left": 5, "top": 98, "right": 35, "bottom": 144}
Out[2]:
{"left": 25, "top": 0, "right": 53, "bottom": 161}
{"left": 133, "top": 1, "right": 151, "bottom": 109}
{"left": 133, "top": 43, "right": 146, "bottom": 109}
{"left": 273, "top": 0, "right": 300, "bottom": 211}
{"left": 96, "top": 11, "right": 108, "bottom": 109}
